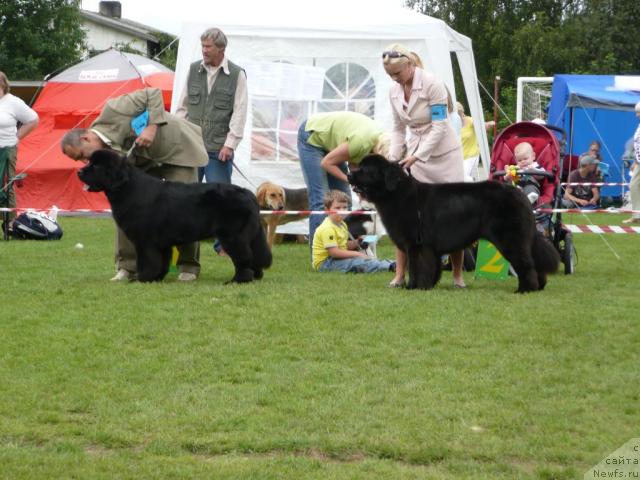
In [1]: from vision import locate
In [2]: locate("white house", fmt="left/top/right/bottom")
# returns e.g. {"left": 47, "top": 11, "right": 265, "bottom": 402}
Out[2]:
{"left": 13, "top": 1, "right": 171, "bottom": 105}
{"left": 80, "top": 1, "right": 164, "bottom": 57}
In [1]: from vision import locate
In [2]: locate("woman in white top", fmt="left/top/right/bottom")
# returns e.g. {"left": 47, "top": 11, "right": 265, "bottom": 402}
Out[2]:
{"left": 0, "top": 71, "right": 39, "bottom": 227}
{"left": 382, "top": 44, "right": 466, "bottom": 288}
{"left": 623, "top": 101, "right": 640, "bottom": 224}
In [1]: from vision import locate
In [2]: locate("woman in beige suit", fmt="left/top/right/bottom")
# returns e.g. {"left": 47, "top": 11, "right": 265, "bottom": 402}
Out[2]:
{"left": 383, "top": 44, "right": 466, "bottom": 288}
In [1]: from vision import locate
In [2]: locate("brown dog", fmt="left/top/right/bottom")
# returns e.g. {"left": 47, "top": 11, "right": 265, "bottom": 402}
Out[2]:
{"left": 256, "top": 181, "right": 309, "bottom": 248}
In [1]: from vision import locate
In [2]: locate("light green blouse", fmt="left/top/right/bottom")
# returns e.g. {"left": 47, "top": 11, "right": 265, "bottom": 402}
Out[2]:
{"left": 305, "top": 111, "right": 382, "bottom": 165}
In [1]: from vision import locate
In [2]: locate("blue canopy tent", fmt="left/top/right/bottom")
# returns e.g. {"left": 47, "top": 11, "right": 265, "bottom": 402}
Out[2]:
{"left": 547, "top": 74, "right": 640, "bottom": 198}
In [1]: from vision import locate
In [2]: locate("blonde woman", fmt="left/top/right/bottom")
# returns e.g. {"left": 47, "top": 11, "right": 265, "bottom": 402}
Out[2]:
{"left": 0, "top": 71, "right": 39, "bottom": 231}
{"left": 382, "top": 44, "right": 466, "bottom": 288}
{"left": 409, "top": 52, "right": 461, "bottom": 135}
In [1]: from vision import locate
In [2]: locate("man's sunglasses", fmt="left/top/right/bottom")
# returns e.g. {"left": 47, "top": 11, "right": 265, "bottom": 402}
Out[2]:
{"left": 382, "top": 51, "right": 407, "bottom": 59}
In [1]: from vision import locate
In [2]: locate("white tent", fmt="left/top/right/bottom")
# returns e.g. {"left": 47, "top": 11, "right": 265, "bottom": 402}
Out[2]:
{"left": 171, "top": 0, "right": 489, "bottom": 189}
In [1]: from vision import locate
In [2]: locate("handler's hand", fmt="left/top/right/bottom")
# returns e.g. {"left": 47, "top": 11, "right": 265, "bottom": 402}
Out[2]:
{"left": 347, "top": 239, "right": 359, "bottom": 251}
{"left": 399, "top": 155, "right": 418, "bottom": 169}
{"left": 218, "top": 146, "right": 234, "bottom": 162}
{"left": 135, "top": 124, "right": 158, "bottom": 148}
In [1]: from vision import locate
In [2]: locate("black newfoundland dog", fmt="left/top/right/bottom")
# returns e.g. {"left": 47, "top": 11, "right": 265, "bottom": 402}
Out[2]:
{"left": 78, "top": 149, "right": 272, "bottom": 283}
{"left": 348, "top": 154, "right": 559, "bottom": 292}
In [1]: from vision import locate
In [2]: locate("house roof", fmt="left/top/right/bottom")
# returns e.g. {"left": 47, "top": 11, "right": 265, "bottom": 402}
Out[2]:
{"left": 80, "top": 9, "right": 165, "bottom": 43}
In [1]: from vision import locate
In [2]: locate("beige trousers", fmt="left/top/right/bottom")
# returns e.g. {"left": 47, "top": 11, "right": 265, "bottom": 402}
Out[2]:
{"left": 115, "top": 163, "right": 200, "bottom": 275}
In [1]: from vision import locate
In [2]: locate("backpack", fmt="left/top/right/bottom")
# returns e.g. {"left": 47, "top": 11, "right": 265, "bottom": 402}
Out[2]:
{"left": 12, "top": 212, "right": 63, "bottom": 240}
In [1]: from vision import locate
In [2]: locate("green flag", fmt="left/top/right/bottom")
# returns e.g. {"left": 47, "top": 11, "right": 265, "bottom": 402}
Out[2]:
{"left": 474, "top": 239, "right": 510, "bottom": 280}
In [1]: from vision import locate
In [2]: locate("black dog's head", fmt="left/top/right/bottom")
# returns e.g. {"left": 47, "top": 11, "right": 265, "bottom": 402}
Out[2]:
{"left": 344, "top": 212, "right": 374, "bottom": 239}
{"left": 348, "top": 154, "right": 408, "bottom": 202}
{"left": 78, "top": 149, "right": 130, "bottom": 192}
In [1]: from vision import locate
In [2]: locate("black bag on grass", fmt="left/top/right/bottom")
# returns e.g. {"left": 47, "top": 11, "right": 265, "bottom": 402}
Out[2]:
{"left": 12, "top": 212, "right": 63, "bottom": 240}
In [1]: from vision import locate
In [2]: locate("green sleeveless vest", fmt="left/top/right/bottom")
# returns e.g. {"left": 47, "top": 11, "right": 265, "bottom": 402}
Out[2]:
{"left": 186, "top": 60, "right": 243, "bottom": 152}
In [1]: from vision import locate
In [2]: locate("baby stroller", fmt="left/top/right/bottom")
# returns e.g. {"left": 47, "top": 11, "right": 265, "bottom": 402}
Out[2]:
{"left": 489, "top": 121, "right": 576, "bottom": 274}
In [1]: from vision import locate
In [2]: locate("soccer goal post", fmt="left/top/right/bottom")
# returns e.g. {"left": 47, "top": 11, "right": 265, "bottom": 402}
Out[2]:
{"left": 516, "top": 77, "right": 553, "bottom": 123}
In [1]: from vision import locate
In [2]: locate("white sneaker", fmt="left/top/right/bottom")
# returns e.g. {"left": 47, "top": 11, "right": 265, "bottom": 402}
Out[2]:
{"left": 527, "top": 192, "right": 539, "bottom": 204}
{"left": 178, "top": 272, "right": 197, "bottom": 282}
{"left": 110, "top": 269, "right": 132, "bottom": 282}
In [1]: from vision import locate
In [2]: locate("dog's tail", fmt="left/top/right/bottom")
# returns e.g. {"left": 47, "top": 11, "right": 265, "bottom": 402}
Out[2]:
{"left": 532, "top": 231, "right": 560, "bottom": 274}
{"left": 252, "top": 222, "right": 273, "bottom": 270}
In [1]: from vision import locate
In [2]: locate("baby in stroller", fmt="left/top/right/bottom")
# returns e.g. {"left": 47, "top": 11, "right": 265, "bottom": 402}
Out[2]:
{"left": 490, "top": 122, "right": 560, "bottom": 234}
{"left": 504, "top": 141, "right": 548, "bottom": 206}
{"left": 490, "top": 121, "right": 576, "bottom": 274}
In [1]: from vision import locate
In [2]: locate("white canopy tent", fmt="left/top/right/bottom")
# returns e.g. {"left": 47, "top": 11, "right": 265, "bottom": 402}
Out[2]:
{"left": 171, "top": 0, "right": 490, "bottom": 190}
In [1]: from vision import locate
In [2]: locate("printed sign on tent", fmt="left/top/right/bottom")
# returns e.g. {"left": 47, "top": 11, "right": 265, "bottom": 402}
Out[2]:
{"left": 78, "top": 69, "right": 119, "bottom": 81}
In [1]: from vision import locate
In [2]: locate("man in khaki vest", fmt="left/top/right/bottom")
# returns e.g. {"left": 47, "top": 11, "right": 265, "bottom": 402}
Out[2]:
{"left": 176, "top": 27, "right": 248, "bottom": 185}
{"left": 61, "top": 87, "right": 208, "bottom": 282}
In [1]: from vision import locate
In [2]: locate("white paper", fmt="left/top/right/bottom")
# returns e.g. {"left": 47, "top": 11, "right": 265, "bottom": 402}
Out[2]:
{"left": 243, "top": 61, "right": 325, "bottom": 100}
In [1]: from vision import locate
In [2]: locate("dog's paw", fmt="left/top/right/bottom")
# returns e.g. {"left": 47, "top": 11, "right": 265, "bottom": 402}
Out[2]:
{"left": 232, "top": 268, "right": 255, "bottom": 283}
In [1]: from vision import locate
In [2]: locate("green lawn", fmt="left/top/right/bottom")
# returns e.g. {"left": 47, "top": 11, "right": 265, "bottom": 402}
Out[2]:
{"left": 0, "top": 216, "right": 638, "bottom": 479}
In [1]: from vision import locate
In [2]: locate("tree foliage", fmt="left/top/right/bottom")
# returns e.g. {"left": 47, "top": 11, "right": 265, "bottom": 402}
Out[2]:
{"left": 0, "top": 0, "right": 86, "bottom": 80}
{"left": 151, "top": 31, "right": 179, "bottom": 71}
{"left": 407, "top": 0, "right": 640, "bottom": 121}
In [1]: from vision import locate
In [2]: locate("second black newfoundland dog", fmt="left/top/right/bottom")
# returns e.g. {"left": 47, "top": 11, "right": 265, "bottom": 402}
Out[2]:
{"left": 78, "top": 149, "right": 272, "bottom": 283}
{"left": 348, "top": 154, "right": 559, "bottom": 292}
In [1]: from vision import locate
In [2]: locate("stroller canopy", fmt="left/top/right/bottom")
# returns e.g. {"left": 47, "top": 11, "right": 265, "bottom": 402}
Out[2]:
{"left": 491, "top": 121, "right": 561, "bottom": 207}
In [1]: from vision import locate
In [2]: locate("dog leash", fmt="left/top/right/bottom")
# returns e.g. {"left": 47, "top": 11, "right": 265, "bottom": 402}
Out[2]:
{"left": 124, "top": 143, "right": 136, "bottom": 160}
{"left": 232, "top": 162, "right": 258, "bottom": 190}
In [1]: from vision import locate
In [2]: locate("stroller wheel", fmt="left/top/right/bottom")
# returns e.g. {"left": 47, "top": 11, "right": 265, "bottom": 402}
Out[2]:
{"left": 561, "top": 232, "right": 577, "bottom": 274}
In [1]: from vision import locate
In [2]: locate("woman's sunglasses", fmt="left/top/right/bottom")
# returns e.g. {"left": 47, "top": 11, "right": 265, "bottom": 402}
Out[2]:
{"left": 382, "top": 51, "right": 407, "bottom": 59}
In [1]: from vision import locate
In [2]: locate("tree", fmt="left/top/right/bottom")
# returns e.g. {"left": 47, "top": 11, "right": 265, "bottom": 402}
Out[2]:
{"left": 151, "top": 31, "right": 179, "bottom": 71}
{"left": 0, "top": 0, "right": 86, "bottom": 80}
{"left": 406, "top": 0, "right": 640, "bottom": 124}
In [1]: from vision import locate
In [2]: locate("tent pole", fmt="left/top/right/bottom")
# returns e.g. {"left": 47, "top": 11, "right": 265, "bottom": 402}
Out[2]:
{"left": 493, "top": 76, "right": 500, "bottom": 143}
{"left": 568, "top": 107, "right": 575, "bottom": 176}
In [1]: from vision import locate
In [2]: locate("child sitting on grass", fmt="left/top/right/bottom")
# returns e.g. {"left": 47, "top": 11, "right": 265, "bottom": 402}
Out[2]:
{"left": 312, "top": 190, "right": 395, "bottom": 273}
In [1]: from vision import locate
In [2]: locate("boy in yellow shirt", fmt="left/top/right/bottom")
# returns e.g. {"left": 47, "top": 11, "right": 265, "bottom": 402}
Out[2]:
{"left": 312, "top": 190, "right": 395, "bottom": 273}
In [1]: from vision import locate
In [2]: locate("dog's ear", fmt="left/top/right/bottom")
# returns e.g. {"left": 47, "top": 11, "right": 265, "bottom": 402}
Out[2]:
{"left": 279, "top": 187, "right": 286, "bottom": 207}
{"left": 110, "top": 165, "right": 130, "bottom": 189}
{"left": 105, "top": 150, "right": 130, "bottom": 189}
{"left": 384, "top": 166, "right": 403, "bottom": 191}
{"left": 256, "top": 183, "right": 266, "bottom": 206}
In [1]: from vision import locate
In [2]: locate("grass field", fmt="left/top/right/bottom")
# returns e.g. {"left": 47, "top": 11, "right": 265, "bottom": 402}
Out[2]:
{"left": 0, "top": 214, "right": 638, "bottom": 479}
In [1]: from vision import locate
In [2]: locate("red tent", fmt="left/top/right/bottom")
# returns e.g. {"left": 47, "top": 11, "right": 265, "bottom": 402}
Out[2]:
{"left": 17, "top": 49, "right": 174, "bottom": 211}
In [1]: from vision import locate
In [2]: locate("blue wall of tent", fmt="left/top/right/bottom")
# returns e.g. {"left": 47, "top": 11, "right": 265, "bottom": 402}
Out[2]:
{"left": 547, "top": 74, "right": 640, "bottom": 199}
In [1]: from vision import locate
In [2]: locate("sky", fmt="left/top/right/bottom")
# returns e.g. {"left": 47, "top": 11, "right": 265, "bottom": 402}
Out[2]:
{"left": 79, "top": 0, "right": 408, "bottom": 36}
